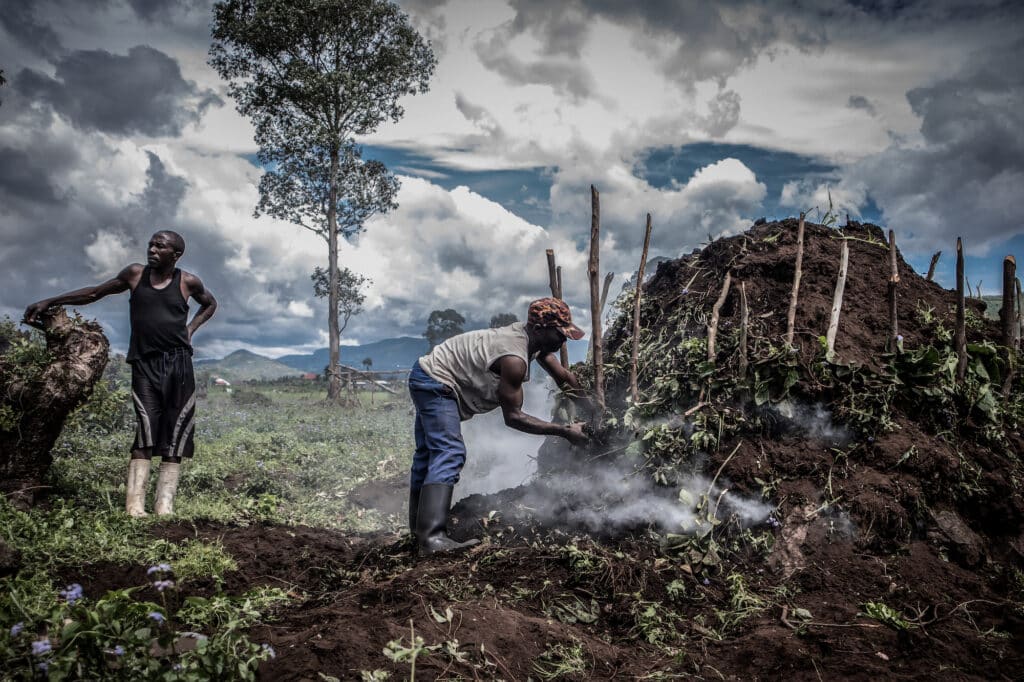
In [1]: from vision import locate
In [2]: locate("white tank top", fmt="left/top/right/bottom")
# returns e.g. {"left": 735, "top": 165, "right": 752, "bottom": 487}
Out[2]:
{"left": 418, "top": 323, "right": 531, "bottom": 420}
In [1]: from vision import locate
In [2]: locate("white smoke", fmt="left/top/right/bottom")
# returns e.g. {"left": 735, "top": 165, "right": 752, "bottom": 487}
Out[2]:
{"left": 774, "top": 400, "right": 850, "bottom": 444}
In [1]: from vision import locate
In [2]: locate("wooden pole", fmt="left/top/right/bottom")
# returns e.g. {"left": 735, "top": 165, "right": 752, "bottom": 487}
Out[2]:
{"left": 707, "top": 272, "right": 733, "bottom": 362}
{"left": 1002, "top": 256, "right": 1017, "bottom": 397}
{"left": 1016, "top": 277, "right": 1022, "bottom": 352}
{"left": 586, "top": 271, "right": 615, "bottom": 364}
{"left": 1001, "top": 256, "right": 1016, "bottom": 349}
{"left": 955, "top": 238, "right": 968, "bottom": 381}
{"left": 926, "top": 251, "right": 941, "bottom": 282}
{"left": 738, "top": 281, "right": 749, "bottom": 380}
{"left": 555, "top": 266, "right": 568, "bottom": 368}
{"left": 545, "top": 249, "right": 558, "bottom": 298}
{"left": 888, "top": 230, "right": 900, "bottom": 352}
{"left": 825, "top": 239, "right": 849, "bottom": 362}
{"left": 589, "top": 185, "right": 605, "bottom": 410}
{"left": 629, "top": 213, "right": 653, "bottom": 403}
{"left": 785, "top": 212, "right": 805, "bottom": 347}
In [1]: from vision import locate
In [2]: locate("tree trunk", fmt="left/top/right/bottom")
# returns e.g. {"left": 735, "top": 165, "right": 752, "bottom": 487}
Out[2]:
{"left": 327, "top": 145, "right": 342, "bottom": 401}
{"left": 1, "top": 309, "right": 109, "bottom": 505}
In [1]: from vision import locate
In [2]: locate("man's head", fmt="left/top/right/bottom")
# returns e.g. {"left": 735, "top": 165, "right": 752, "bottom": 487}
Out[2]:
{"left": 148, "top": 231, "right": 185, "bottom": 268}
{"left": 527, "top": 297, "right": 585, "bottom": 355}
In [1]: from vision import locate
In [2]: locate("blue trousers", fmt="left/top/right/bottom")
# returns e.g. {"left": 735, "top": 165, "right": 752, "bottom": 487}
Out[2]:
{"left": 408, "top": 361, "right": 466, "bottom": 492}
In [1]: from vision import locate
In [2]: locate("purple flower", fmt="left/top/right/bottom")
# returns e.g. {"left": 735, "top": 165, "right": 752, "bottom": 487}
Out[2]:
{"left": 37, "top": 661, "right": 49, "bottom": 673}
{"left": 148, "top": 611, "right": 166, "bottom": 624}
{"left": 59, "top": 583, "right": 83, "bottom": 604}
{"left": 896, "top": 335, "right": 904, "bottom": 342}
{"left": 702, "top": 578, "right": 710, "bottom": 586}
{"left": 261, "top": 643, "right": 276, "bottom": 659}
{"left": 152, "top": 580, "right": 175, "bottom": 592}
{"left": 32, "top": 639, "right": 52, "bottom": 656}
{"left": 10, "top": 622, "right": 23, "bottom": 637}
{"left": 146, "top": 563, "right": 172, "bottom": 576}
{"left": 681, "top": 288, "right": 690, "bottom": 296}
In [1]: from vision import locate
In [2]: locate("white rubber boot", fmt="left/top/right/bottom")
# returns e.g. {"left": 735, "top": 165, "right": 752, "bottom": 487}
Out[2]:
{"left": 154, "top": 462, "right": 182, "bottom": 516}
{"left": 125, "top": 459, "right": 151, "bottom": 517}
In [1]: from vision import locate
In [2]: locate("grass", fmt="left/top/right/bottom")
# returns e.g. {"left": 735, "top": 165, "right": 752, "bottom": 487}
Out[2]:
{"left": 1, "top": 381, "right": 413, "bottom": 679}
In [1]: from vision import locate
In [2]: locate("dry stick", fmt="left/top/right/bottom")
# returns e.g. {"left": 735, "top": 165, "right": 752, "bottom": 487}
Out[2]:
{"left": 629, "top": 213, "right": 653, "bottom": 403}
{"left": 825, "top": 239, "right": 850, "bottom": 362}
{"left": 586, "top": 274, "right": 615, "bottom": 362}
{"left": 785, "top": 212, "right": 806, "bottom": 347}
{"left": 1016, "top": 277, "right": 1023, "bottom": 352}
{"left": 955, "top": 238, "right": 968, "bottom": 381}
{"left": 589, "top": 185, "right": 605, "bottom": 411}
{"left": 888, "top": 229, "right": 900, "bottom": 352}
{"left": 1001, "top": 256, "right": 1016, "bottom": 397}
{"left": 545, "top": 249, "right": 558, "bottom": 297}
{"left": 555, "top": 266, "right": 569, "bottom": 369}
{"left": 738, "top": 281, "right": 749, "bottom": 380}
{"left": 926, "top": 251, "right": 942, "bottom": 282}
{"left": 707, "top": 272, "right": 733, "bottom": 362}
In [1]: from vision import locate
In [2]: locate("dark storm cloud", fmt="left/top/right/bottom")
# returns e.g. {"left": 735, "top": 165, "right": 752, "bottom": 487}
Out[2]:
{"left": 0, "top": 3, "right": 65, "bottom": 60}
{"left": 127, "top": 0, "right": 210, "bottom": 22}
{"left": 16, "top": 45, "right": 222, "bottom": 137}
{"left": 474, "top": 32, "right": 596, "bottom": 100}
{"left": 847, "top": 95, "right": 877, "bottom": 116}
{"left": 0, "top": 147, "right": 66, "bottom": 205}
{"left": 849, "top": 39, "right": 1024, "bottom": 250}
{"left": 140, "top": 151, "right": 188, "bottom": 224}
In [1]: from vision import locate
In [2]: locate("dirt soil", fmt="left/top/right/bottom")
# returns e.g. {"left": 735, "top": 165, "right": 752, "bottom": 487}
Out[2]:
{"left": 61, "top": 219, "right": 1024, "bottom": 680}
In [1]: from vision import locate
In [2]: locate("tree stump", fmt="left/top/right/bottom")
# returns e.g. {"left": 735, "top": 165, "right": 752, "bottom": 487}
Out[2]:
{"left": 1, "top": 308, "right": 109, "bottom": 504}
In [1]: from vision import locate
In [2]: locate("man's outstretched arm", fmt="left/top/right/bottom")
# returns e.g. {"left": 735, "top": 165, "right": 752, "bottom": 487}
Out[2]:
{"left": 537, "top": 352, "right": 595, "bottom": 414}
{"left": 23, "top": 264, "right": 140, "bottom": 324}
{"left": 183, "top": 273, "right": 217, "bottom": 342}
{"left": 495, "top": 355, "right": 589, "bottom": 445}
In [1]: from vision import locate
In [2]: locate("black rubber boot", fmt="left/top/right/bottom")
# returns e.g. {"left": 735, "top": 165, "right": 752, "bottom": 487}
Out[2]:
{"left": 408, "top": 488, "right": 421, "bottom": 535}
{"left": 415, "top": 484, "right": 479, "bottom": 556}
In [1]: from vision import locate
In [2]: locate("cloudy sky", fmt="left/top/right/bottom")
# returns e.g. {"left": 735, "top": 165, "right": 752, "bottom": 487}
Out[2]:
{"left": 2, "top": 0, "right": 1022, "bottom": 359}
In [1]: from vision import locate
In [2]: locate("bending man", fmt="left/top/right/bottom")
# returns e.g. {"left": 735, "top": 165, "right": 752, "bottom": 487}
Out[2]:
{"left": 410, "top": 297, "right": 591, "bottom": 556}
{"left": 25, "top": 231, "right": 216, "bottom": 517}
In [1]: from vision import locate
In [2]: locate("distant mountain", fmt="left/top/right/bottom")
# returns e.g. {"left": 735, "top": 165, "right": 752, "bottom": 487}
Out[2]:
{"left": 195, "top": 349, "right": 302, "bottom": 382}
{"left": 276, "top": 336, "right": 430, "bottom": 373}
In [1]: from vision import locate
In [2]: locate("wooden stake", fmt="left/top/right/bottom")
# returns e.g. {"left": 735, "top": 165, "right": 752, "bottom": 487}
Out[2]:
{"left": 825, "top": 239, "right": 849, "bottom": 362}
{"left": 707, "top": 272, "right": 733, "bottom": 362}
{"left": 555, "top": 266, "right": 568, "bottom": 368}
{"left": 629, "top": 213, "right": 653, "bottom": 403}
{"left": 955, "top": 238, "right": 967, "bottom": 381}
{"left": 600, "top": 272, "right": 614, "bottom": 313}
{"left": 738, "top": 281, "right": 749, "bottom": 380}
{"left": 785, "top": 212, "right": 805, "bottom": 347}
{"left": 1001, "top": 256, "right": 1016, "bottom": 349}
{"left": 589, "top": 185, "right": 605, "bottom": 410}
{"left": 1003, "top": 256, "right": 1017, "bottom": 397}
{"left": 545, "top": 249, "right": 558, "bottom": 298}
{"left": 926, "top": 251, "right": 941, "bottom": 282}
{"left": 888, "top": 229, "right": 900, "bottom": 352}
{"left": 1016, "top": 277, "right": 1022, "bottom": 352}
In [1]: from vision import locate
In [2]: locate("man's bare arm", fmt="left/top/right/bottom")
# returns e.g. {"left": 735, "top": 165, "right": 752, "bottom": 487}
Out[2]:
{"left": 183, "top": 272, "right": 217, "bottom": 341}
{"left": 23, "top": 264, "right": 140, "bottom": 324}
{"left": 537, "top": 352, "right": 594, "bottom": 411}
{"left": 495, "top": 355, "right": 588, "bottom": 445}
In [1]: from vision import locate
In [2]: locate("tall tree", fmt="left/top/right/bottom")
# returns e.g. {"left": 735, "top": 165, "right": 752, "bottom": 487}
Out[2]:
{"left": 424, "top": 309, "right": 465, "bottom": 350}
{"left": 209, "top": 0, "right": 435, "bottom": 400}
{"left": 489, "top": 312, "right": 518, "bottom": 328}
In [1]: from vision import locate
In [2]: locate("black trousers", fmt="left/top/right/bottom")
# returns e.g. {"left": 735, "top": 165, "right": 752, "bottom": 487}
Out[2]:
{"left": 130, "top": 348, "right": 196, "bottom": 459}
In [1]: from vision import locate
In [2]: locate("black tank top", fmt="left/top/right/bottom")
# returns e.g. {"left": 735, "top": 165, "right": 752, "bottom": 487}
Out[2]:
{"left": 127, "top": 267, "right": 191, "bottom": 361}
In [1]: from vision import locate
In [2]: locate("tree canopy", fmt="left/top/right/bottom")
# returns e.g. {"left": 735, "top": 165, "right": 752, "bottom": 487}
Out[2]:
{"left": 489, "top": 312, "right": 519, "bottom": 328}
{"left": 424, "top": 309, "right": 465, "bottom": 350}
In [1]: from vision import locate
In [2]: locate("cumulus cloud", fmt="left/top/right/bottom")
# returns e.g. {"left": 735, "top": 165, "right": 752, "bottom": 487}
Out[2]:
{"left": 845, "top": 39, "right": 1024, "bottom": 252}
{"left": 16, "top": 45, "right": 221, "bottom": 137}
{"left": 847, "top": 94, "right": 877, "bottom": 116}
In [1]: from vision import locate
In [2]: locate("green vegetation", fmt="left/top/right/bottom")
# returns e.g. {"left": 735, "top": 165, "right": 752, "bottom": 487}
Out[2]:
{"left": 1, "top": 349, "right": 412, "bottom": 679}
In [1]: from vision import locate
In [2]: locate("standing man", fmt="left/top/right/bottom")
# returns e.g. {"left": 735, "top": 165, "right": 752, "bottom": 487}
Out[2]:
{"left": 24, "top": 231, "right": 216, "bottom": 517}
{"left": 410, "top": 297, "right": 592, "bottom": 556}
